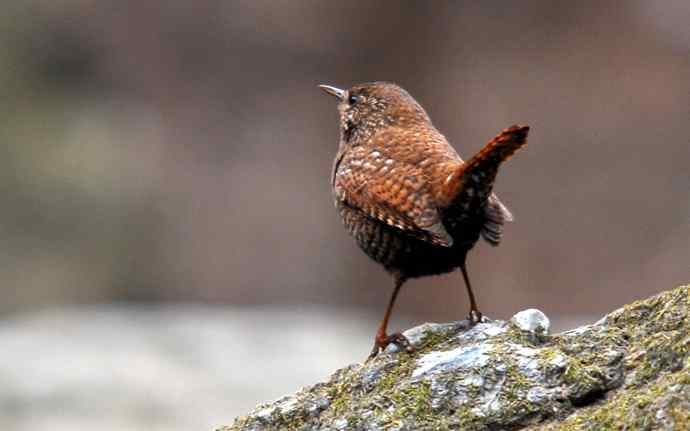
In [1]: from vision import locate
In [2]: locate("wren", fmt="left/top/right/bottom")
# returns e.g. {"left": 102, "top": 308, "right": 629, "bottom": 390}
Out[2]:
{"left": 319, "top": 82, "right": 529, "bottom": 358}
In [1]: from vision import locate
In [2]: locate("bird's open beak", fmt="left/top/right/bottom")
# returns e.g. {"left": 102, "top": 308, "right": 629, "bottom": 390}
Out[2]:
{"left": 318, "top": 84, "right": 345, "bottom": 101}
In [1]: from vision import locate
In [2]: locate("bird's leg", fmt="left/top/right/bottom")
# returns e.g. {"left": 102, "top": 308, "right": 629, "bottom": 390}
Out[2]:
{"left": 460, "top": 261, "right": 483, "bottom": 325}
{"left": 369, "top": 275, "right": 414, "bottom": 358}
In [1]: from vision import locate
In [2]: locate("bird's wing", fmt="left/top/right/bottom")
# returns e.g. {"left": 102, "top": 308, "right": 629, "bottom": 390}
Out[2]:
{"left": 333, "top": 145, "right": 453, "bottom": 247}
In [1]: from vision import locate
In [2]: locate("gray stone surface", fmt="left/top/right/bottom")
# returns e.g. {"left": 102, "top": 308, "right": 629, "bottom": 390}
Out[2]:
{"left": 0, "top": 303, "right": 634, "bottom": 431}
{"left": 224, "top": 285, "right": 690, "bottom": 431}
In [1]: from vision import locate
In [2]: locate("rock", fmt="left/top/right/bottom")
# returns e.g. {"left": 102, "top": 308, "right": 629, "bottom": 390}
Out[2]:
{"left": 385, "top": 321, "right": 472, "bottom": 354}
{"left": 511, "top": 308, "right": 550, "bottom": 336}
{"left": 221, "top": 285, "right": 690, "bottom": 431}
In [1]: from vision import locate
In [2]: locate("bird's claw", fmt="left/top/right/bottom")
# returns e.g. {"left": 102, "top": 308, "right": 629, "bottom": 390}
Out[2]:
{"left": 368, "top": 332, "right": 414, "bottom": 359}
{"left": 468, "top": 309, "right": 483, "bottom": 326}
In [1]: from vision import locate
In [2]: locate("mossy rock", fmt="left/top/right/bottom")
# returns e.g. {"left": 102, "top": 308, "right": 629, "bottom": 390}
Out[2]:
{"left": 219, "top": 285, "right": 689, "bottom": 431}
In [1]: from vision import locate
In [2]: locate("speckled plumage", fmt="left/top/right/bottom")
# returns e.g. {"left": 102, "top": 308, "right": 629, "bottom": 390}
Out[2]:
{"left": 320, "top": 82, "right": 529, "bottom": 357}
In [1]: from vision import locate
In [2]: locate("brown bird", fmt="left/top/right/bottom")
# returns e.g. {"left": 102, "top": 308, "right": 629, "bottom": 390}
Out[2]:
{"left": 319, "top": 82, "right": 529, "bottom": 358}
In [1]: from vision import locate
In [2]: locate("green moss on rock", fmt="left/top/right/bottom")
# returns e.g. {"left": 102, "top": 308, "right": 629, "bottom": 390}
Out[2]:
{"left": 219, "top": 285, "right": 690, "bottom": 431}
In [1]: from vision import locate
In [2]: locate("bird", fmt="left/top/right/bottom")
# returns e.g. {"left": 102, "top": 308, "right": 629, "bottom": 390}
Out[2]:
{"left": 318, "top": 82, "right": 529, "bottom": 358}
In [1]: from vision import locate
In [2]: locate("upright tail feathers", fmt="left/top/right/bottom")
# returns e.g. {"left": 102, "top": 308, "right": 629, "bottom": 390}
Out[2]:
{"left": 461, "top": 125, "right": 529, "bottom": 181}
{"left": 441, "top": 125, "right": 529, "bottom": 243}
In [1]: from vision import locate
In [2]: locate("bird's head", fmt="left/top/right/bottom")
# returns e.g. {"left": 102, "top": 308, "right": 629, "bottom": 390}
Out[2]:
{"left": 319, "top": 82, "right": 431, "bottom": 144}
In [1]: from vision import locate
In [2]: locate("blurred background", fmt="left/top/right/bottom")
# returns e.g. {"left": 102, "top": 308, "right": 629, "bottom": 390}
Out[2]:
{"left": 1, "top": 1, "right": 688, "bottom": 430}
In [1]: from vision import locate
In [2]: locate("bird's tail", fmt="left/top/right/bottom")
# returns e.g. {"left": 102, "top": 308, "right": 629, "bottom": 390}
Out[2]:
{"left": 441, "top": 125, "right": 529, "bottom": 228}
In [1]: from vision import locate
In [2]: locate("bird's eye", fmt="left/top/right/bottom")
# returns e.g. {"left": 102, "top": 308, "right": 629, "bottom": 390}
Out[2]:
{"left": 347, "top": 94, "right": 360, "bottom": 105}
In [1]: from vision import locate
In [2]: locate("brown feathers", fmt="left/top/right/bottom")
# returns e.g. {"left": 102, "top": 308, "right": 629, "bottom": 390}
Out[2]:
{"left": 320, "top": 81, "right": 530, "bottom": 357}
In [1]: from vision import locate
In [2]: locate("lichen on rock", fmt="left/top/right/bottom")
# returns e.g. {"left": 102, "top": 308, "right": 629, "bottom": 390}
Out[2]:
{"left": 219, "top": 285, "right": 690, "bottom": 431}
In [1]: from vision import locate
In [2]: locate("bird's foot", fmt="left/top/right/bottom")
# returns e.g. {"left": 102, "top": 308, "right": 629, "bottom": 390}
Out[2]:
{"left": 467, "top": 309, "right": 483, "bottom": 326}
{"left": 368, "top": 332, "right": 414, "bottom": 359}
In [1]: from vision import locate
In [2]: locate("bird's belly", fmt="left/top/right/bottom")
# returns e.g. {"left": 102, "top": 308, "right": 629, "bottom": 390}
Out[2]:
{"left": 338, "top": 204, "right": 467, "bottom": 278}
